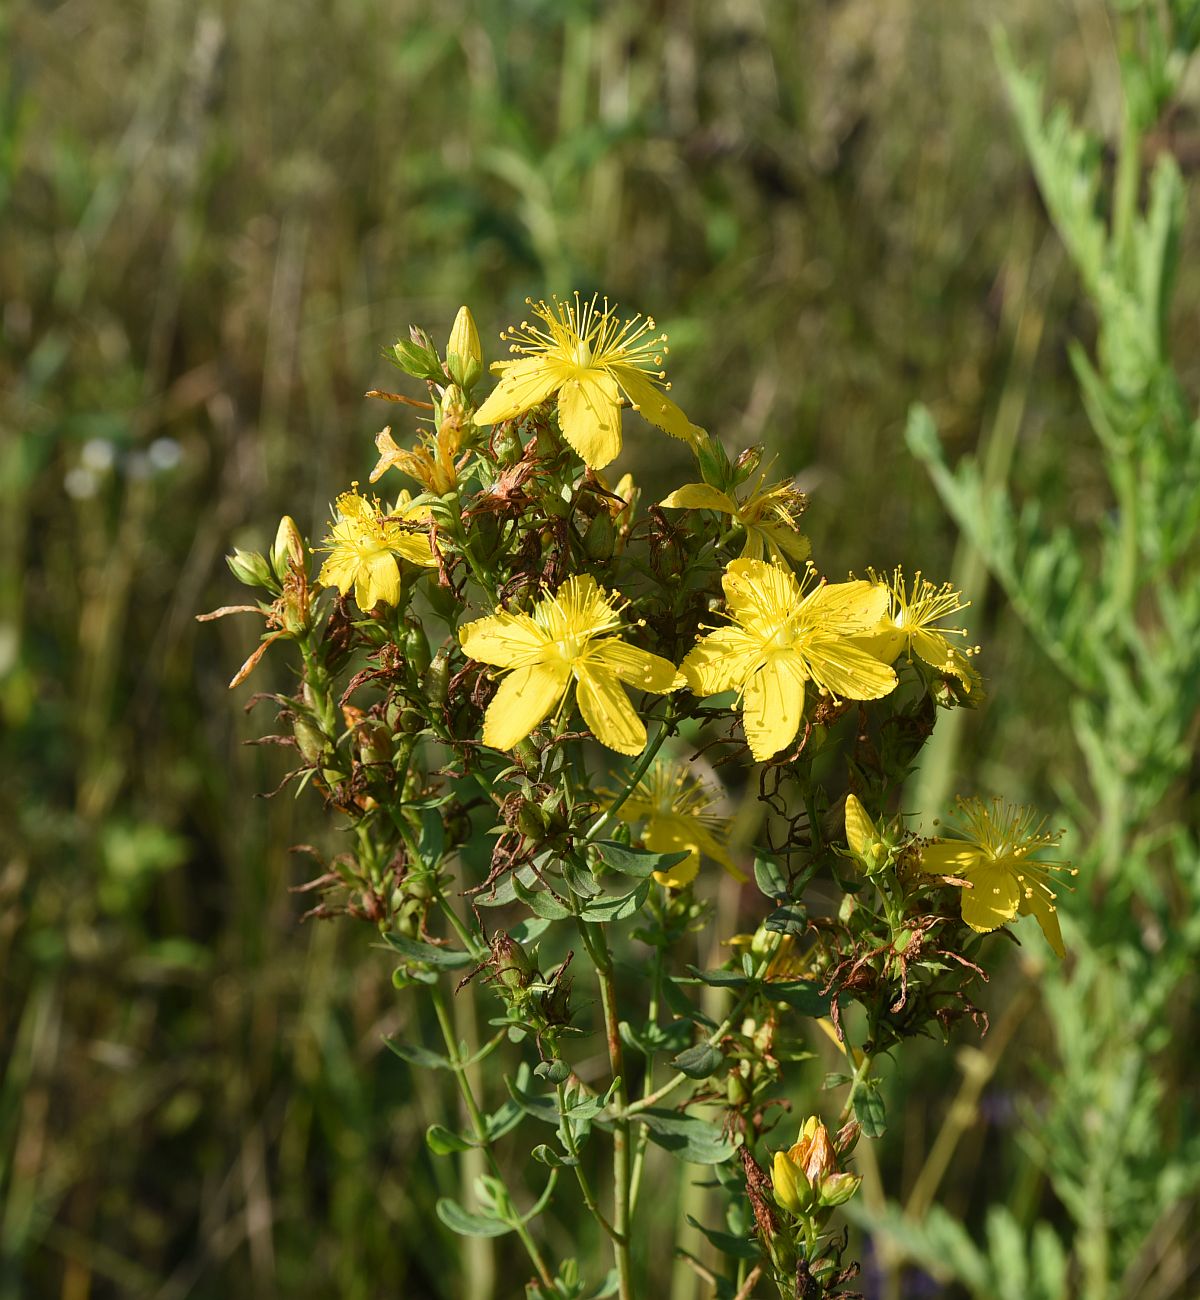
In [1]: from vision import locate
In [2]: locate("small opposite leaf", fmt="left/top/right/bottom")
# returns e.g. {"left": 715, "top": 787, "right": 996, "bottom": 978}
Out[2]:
{"left": 426, "top": 1123, "right": 476, "bottom": 1155}
{"left": 384, "top": 933, "right": 475, "bottom": 968}
{"left": 436, "top": 1195, "right": 513, "bottom": 1238}
{"left": 635, "top": 1108, "right": 737, "bottom": 1164}
{"left": 578, "top": 880, "right": 650, "bottom": 923}
{"left": 595, "top": 840, "right": 690, "bottom": 879}
{"left": 854, "top": 1085, "right": 887, "bottom": 1138}
{"left": 753, "top": 855, "right": 789, "bottom": 900}
{"left": 671, "top": 1043, "right": 723, "bottom": 1080}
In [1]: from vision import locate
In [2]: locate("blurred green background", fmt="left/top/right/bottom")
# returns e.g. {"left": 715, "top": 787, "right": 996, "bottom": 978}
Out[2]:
{"left": 3, "top": 1, "right": 1192, "bottom": 1297}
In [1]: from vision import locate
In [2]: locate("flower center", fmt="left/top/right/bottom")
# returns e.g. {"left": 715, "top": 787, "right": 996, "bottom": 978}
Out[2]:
{"left": 571, "top": 339, "right": 593, "bottom": 368}
{"left": 766, "top": 620, "right": 797, "bottom": 652}
{"left": 553, "top": 635, "right": 586, "bottom": 663}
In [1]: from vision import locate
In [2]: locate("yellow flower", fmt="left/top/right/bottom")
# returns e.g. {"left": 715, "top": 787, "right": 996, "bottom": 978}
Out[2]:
{"left": 471, "top": 293, "right": 698, "bottom": 470}
{"left": 370, "top": 423, "right": 464, "bottom": 496}
{"left": 919, "top": 797, "right": 1075, "bottom": 957}
{"left": 854, "top": 567, "right": 981, "bottom": 693}
{"left": 659, "top": 471, "right": 810, "bottom": 566}
{"left": 609, "top": 760, "right": 743, "bottom": 887}
{"left": 681, "top": 559, "right": 898, "bottom": 762}
{"left": 772, "top": 1116, "right": 862, "bottom": 1216}
{"left": 317, "top": 489, "right": 436, "bottom": 610}
{"left": 458, "top": 575, "right": 680, "bottom": 755}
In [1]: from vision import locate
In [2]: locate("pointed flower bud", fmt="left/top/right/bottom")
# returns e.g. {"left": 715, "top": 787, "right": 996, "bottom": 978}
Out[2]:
{"left": 271, "top": 515, "right": 306, "bottom": 580}
{"left": 446, "top": 305, "right": 483, "bottom": 390}
{"left": 817, "top": 1171, "right": 863, "bottom": 1208}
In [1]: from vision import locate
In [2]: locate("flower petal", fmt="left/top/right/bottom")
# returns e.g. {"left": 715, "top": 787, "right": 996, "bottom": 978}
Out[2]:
{"left": 356, "top": 552, "right": 401, "bottom": 610}
{"left": 643, "top": 816, "right": 701, "bottom": 887}
{"left": 682, "top": 626, "right": 762, "bottom": 698}
{"left": 959, "top": 862, "right": 1021, "bottom": 933}
{"left": 460, "top": 611, "right": 548, "bottom": 668}
{"left": 804, "top": 639, "right": 898, "bottom": 701}
{"left": 611, "top": 364, "right": 696, "bottom": 441}
{"left": 742, "top": 654, "right": 806, "bottom": 761}
{"left": 588, "top": 639, "right": 680, "bottom": 692}
{"left": 658, "top": 482, "right": 738, "bottom": 514}
{"left": 473, "top": 358, "right": 567, "bottom": 425}
{"left": 556, "top": 369, "right": 623, "bottom": 469}
{"left": 1017, "top": 885, "right": 1066, "bottom": 958}
{"left": 918, "top": 841, "right": 986, "bottom": 876}
{"left": 805, "top": 580, "right": 890, "bottom": 635}
{"left": 575, "top": 665, "right": 647, "bottom": 755}
{"left": 482, "top": 662, "right": 569, "bottom": 751}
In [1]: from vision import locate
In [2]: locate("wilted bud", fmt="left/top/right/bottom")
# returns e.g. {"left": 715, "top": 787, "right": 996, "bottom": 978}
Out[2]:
{"left": 493, "top": 932, "right": 538, "bottom": 992}
{"left": 817, "top": 1171, "right": 862, "bottom": 1209}
{"left": 446, "top": 305, "right": 483, "bottom": 390}
{"left": 402, "top": 621, "right": 432, "bottom": 677}
{"left": 733, "top": 443, "right": 764, "bottom": 483}
{"left": 492, "top": 423, "right": 523, "bottom": 466}
{"left": 583, "top": 508, "right": 615, "bottom": 561}
{"left": 424, "top": 648, "right": 451, "bottom": 707}
{"left": 392, "top": 337, "right": 445, "bottom": 381}
{"left": 833, "top": 1120, "right": 860, "bottom": 1157}
{"left": 271, "top": 515, "right": 305, "bottom": 581}
{"left": 516, "top": 799, "right": 551, "bottom": 841}
{"left": 293, "top": 713, "right": 327, "bottom": 766}
{"left": 227, "top": 548, "right": 276, "bottom": 591}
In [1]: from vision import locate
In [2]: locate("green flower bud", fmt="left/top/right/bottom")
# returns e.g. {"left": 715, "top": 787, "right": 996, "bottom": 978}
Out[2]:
{"left": 817, "top": 1171, "right": 862, "bottom": 1209}
{"left": 391, "top": 338, "right": 445, "bottom": 381}
{"left": 227, "top": 548, "right": 276, "bottom": 591}
{"left": 446, "top": 306, "right": 483, "bottom": 390}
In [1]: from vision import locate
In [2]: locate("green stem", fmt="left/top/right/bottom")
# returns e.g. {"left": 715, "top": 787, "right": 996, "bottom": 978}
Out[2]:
{"left": 626, "top": 964, "right": 768, "bottom": 1118}
{"left": 430, "top": 986, "right": 554, "bottom": 1288}
{"left": 839, "top": 1049, "right": 875, "bottom": 1126}
{"left": 579, "top": 920, "right": 634, "bottom": 1300}
{"left": 555, "top": 1081, "right": 621, "bottom": 1241}
{"left": 627, "top": 940, "right": 663, "bottom": 1213}
{"left": 583, "top": 714, "right": 674, "bottom": 844}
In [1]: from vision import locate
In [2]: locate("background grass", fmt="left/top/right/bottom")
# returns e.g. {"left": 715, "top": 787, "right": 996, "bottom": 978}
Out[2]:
{"left": 3, "top": 1, "right": 1195, "bottom": 1296}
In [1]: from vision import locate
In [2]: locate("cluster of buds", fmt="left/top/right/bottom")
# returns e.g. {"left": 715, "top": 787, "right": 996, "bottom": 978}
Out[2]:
{"left": 771, "top": 1115, "right": 862, "bottom": 1219}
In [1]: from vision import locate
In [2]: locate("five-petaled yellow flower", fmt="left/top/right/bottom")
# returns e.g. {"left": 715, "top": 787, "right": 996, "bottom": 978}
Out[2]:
{"left": 459, "top": 575, "right": 680, "bottom": 755}
{"left": 471, "top": 293, "right": 698, "bottom": 470}
{"left": 317, "top": 489, "right": 436, "bottom": 610}
{"left": 854, "top": 567, "right": 981, "bottom": 693}
{"left": 681, "top": 559, "right": 898, "bottom": 761}
{"left": 659, "top": 471, "right": 810, "bottom": 567}
{"left": 919, "top": 796, "right": 1074, "bottom": 957}
{"left": 608, "top": 760, "right": 743, "bottom": 887}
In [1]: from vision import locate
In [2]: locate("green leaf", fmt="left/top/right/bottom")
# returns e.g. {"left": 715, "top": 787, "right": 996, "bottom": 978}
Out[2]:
{"left": 577, "top": 879, "right": 650, "bottom": 923}
{"left": 426, "top": 1123, "right": 476, "bottom": 1154}
{"left": 853, "top": 1085, "right": 887, "bottom": 1138}
{"left": 594, "top": 840, "right": 689, "bottom": 879}
{"left": 753, "top": 855, "right": 788, "bottom": 900}
{"left": 687, "top": 966, "right": 751, "bottom": 989}
{"left": 513, "top": 875, "right": 573, "bottom": 920}
{"left": 418, "top": 806, "right": 445, "bottom": 863}
{"left": 763, "top": 906, "right": 807, "bottom": 935}
{"left": 383, "top": 1039, "right": 453, "bottom": 1070}
{"left": 634, "top": 1108, "right": 737, "bottom": 1164}
{"left": 435, "top": 1195, "right": 512, "bottom": 1238}
{"left": 535, "top": 1059, "right": 572, "bottom": 1084}
{"left": 562, "top": 856, "right": 601, "bottom": 898}
{"left": 531, "top": 1143, "right": 578, "bottom": 1168}
{"left": 685, "top": 1215, "right": 760, "bottom": 1262}
{"left": 508, "top": 917, "right": 552, "bottom": 946}
{"left": 768, "top": 980, "right": 830, "bottom": 1016}
{"left": 485, "top": 1099, "right": 525, "bottom": 1142}
{"left": 383, "top": 933, "right": 475, "bottom": 968}
{"left": 476, "top": 864, "right": 540, "bottom": 908}
{"left": 670, "top": 1043, "right": 723, "bottom": 1080}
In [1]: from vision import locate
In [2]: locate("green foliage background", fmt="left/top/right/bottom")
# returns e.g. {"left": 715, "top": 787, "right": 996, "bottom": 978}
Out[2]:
{"left": 2, "top": 1, "right": 1197, "bottom": 1297}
